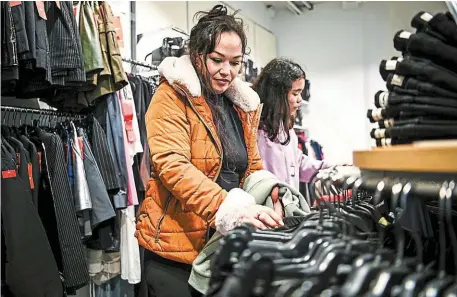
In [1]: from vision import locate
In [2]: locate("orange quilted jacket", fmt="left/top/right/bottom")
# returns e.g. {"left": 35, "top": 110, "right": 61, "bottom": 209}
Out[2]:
{"left": 135, "top": 55, "right": 263, "bottom": 264}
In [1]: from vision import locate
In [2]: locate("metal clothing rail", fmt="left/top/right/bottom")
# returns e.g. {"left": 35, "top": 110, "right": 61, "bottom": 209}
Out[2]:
{"left": 328, "top": 174, "right": 457, "bottom": 201}
{"left": 122, "top": 58, "right": 157, "bottom": 70}
{"left": 1, "top": 105, "right": 87, "bottom": 119}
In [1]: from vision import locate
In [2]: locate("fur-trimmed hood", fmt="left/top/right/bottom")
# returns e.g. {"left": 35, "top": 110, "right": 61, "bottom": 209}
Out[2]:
{"left": 158, "top": 55, "right": 260, "bottom": 112}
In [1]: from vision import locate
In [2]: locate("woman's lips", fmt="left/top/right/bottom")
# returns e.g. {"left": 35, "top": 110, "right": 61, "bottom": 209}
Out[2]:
{"left": 215, "top": 79, "right": 230, "bottom": 87}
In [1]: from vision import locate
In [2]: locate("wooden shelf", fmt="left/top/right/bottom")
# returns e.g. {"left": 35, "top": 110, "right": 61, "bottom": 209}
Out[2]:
{"left": 353, "top": 140, "right": 457, "bottom": 173}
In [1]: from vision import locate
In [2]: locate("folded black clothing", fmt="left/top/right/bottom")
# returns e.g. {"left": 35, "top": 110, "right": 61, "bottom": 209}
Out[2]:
{"left": 393, "top": 30, "right": 457, "bottom": 73}
{"left": 376, "top": 117, "right": 457, "bottom": 129}
{"left": 370, "top": 124, "right": 457, "bottom": 139}
{"left": 373, "top": 135, "right": 457, "bottom": 146}
{"left": 411, "top": 11, "right": 457, "bottom": 47}
{"left": 374, "top": 91, "right": 457, "bottom": 109}
{"left": 380, "top": 56, "right": 457, "bottom": 92}
{"left": 386, "top": 73, "right": 457, "bottom": 99}
{"left": 367, "top": 103, "right": 457, "bottom": 123}
{"left": 380, "top": 57, "right": 401, "bottom": 81}
{"left": 375, "top": 135, "right": 457, "bottom": 147}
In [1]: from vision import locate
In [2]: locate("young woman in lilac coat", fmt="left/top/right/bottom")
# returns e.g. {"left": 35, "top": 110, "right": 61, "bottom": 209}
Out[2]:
{"left": 253, "top": 58, "right": 332, "bottom": 190}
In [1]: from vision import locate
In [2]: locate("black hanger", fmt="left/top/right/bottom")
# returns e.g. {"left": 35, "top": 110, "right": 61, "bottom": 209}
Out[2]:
{"left": 397, "top": 183, "right": 436, "bottom": 297}
{"left": 419, "top": 181, "right": 454, "bottom": 297}
{"left": 340, "top": 180, "right": 397, "bottom": 297}
{"left": 443, "top": 181, "right": 457, "bottom": 297}
{"left": 362, "top": 182, "right": 414, "bottom": 297}
{"left": 210, "top": 252, "right": 274, "bottom": 297}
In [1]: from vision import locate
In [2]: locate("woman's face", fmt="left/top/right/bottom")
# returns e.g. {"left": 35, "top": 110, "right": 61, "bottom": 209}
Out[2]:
{"left": 288, "top": 78, "right": 305, "bottom": 116}
{"left": 198, "top": 32, "right": 243, "bottom": 94}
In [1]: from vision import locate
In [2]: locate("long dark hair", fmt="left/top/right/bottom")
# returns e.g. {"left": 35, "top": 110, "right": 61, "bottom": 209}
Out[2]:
{"left": 188, "top": 5, "right": 248, "bottom": 165}
{"left": 252, "top": 58, "right": 306, "bottom": 145}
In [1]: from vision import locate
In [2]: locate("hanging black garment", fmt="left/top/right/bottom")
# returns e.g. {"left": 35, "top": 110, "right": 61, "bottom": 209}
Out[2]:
{"left": 1, "top": 143, "right": 63, "bottom": 297}
{"left": 37, "top": 129, "right": 89, "bottom": 292}
{"left": 128, "top": 76, "right": 147, "bottom": 200}
{"left": 19, "top": 134, "right": 40, "bottom": 207}
{"left": 147, "top": 37, "right": 185, "bottom": 66}
{"left": 16, "top": 1, "right": 53, "bottom": 98}
{"left": 88, "top": 116, "right": 121, "bottom": 194}
{"left": 1, "top": 1, "right": 19, "bottom": 90}
{"left": 10, "top": 2, "right": 28, "bottom": 56}
{"left": 5, "top": 136, "right": 30, "bottom": 184}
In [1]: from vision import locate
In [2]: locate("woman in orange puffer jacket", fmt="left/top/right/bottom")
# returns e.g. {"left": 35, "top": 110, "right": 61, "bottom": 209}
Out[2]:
{"left": 135, "top": 5, "right": 284, "bottom": 297}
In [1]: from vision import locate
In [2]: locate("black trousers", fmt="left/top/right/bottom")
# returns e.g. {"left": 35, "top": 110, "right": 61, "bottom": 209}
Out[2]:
{"left": 374, "top": 91, "right": 457, "bottom": 109}
{"left": 380, "top": 56, "right": 457, "bottom": 93}
{"left": 142, "top": 251, "right": 203, "bottom": 297}
{"left": 386, "top": 73, "right": 457, "bottom": 99}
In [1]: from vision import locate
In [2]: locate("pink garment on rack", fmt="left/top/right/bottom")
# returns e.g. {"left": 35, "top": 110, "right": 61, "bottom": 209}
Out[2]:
{"left": 116, "top": 90, "right": 140, "bottom": 206}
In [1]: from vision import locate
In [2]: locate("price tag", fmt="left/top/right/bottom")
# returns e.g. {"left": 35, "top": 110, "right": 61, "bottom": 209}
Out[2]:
{"left": 9, "top": 1, "right": 22, "bottom": 7}
{"left": 35, "top": 1, "right": 47, "bottom": 20}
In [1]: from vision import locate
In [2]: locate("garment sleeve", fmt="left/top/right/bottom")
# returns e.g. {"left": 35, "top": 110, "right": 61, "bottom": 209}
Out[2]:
{"left": 297, "top": 145, "right": 332, "bottom": 183}
{"left": 256, "top": 129, "right": 274, "bottom": 172}
{"left": 146, "top": 87, "right": 228, "bottom": 227}
{"left": 248, "top": 135, "right": 264, "bottom": 174}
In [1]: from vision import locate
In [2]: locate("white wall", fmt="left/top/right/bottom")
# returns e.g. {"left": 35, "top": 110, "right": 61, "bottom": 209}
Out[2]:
{"left": 109, "top": 1, "right": 275, "bottom": 63}
{"left": 272, "top": 1, "right": 448, "bottom": 164}
{"left": 222, "top": 1, "right": 273, "bottom": 30}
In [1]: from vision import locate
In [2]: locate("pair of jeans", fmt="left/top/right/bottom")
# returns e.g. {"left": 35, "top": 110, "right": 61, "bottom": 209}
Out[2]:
{"left": 375, "top": 136, "right": 457, "bottom": 147}
{"left": 367, "top": 103, "right": 457, "bottom": 123}
{"left": 370, "top": 124, "right": 457, "bottom": 139}
{"left": 411, "top": 11, "right": 457, "bottom": 47}
{"left": 374, "top": 91, "right": 457, "bottom": 109}
{"left": 393, "top": 30, "right": 457, "bottom": 73}
{"left": 386, "top": 73, "right": 457, "bottom": 99}
{"left": 380, "top": 56, "right": 457, "bottom": 92}
{"left": 377, "top": 117, "right": 457, "bottom": 129}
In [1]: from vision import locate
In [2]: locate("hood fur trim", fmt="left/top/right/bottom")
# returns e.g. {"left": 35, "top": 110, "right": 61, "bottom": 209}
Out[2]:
{"left": 158, "top": 55, "right": 260, "bottom": 112}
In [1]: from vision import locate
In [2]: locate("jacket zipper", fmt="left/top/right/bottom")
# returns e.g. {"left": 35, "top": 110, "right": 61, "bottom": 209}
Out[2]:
{"left": 240, "top": 103, "right": 263, "bottom": 186}
{"left": 174, "top": 85, "right": 225, "bottom": 245}
{"left": 204, "top": 211, "right": 211, "bottom": 244}
{"left": 174, "top": 85, "right": 224, "bottom": 182}
{"left": 155, "top": 195, "right": 172, "bottom": 243}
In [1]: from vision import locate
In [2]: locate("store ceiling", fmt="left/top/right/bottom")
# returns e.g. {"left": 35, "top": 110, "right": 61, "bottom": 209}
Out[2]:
{"left": 264, "top": 1, "right": 359, "bottom": 15}
{"left": 264, "top": 1, "right": 324, "bottom": 11}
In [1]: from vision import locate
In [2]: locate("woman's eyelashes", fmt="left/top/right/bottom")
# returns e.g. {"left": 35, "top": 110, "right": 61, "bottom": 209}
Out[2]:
{"left": 210, "top": 57, "right": 241, "bottom": 66}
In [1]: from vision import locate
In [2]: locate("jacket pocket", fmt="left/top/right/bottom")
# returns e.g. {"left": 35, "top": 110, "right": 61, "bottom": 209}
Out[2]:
{"left": 154, "top": 195, "right": 172, "bottom": 243}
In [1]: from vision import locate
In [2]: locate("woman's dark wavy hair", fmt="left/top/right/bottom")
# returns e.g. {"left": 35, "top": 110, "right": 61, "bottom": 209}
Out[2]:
{"left": 252, "top": 58, "right": 306, "bottom": 145}
{"left": 187, "top": 5, "right": 248, "bottom": 166}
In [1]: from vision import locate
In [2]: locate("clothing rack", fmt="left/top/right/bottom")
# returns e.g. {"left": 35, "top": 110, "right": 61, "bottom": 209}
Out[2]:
{"left": 171, "top": 26, "right": 189, "bottom": 36}
{"left": 327, "top": 173, "right": 457, "bottom": 201}
{"left": 122, "top": 58, "right": 157, "bottom": 70}
{"left": 1, "top": 105, "right": 87, "bottom": 119}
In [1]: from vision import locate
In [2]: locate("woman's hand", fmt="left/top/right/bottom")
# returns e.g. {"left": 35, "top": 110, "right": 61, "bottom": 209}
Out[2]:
{"left": 271, "top": 186, "right": 284, "bottom": 219}
{"left": 242, "top": 204, "right": 284, "bottom": 230}
{"left": 215, "top": 188, "right": 285, "bottom": 235}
